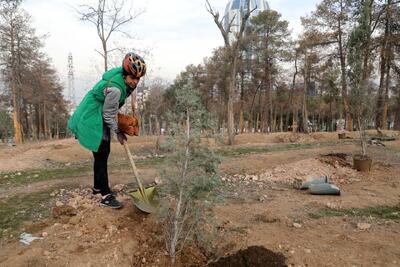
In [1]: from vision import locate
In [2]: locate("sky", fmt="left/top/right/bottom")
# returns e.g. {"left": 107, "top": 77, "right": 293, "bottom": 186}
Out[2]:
{"left": 22, "top": 0, "right": 320, "bottom": 100}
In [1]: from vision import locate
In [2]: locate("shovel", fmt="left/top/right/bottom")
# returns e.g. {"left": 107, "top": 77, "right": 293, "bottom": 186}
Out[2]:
{"left": 123, "top": 141, "right": 158, "bottom": 213}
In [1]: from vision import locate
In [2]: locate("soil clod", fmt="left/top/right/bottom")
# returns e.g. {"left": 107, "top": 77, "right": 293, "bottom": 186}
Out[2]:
{"left": 208, "top": 246, "right": 286, "bottom": 267}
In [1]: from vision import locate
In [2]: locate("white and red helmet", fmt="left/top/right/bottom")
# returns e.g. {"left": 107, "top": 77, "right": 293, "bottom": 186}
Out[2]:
{"left": 122, "top": 52, "right": 146, "bottom": 78}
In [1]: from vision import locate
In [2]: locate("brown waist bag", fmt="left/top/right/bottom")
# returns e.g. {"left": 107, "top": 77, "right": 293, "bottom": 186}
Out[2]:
{"left": 117, "top": 113, "right": 139, "bottom": 136}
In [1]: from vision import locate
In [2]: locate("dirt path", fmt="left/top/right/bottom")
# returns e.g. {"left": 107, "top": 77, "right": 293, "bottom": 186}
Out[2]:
{"left": 220, "top": 144, "right": 360, "bottom": 174}
{"left": 0, "top": 167, "right": 159, "bottom": 200}
{"left": 0, "top": 136, "right": 159, "bottom": 173}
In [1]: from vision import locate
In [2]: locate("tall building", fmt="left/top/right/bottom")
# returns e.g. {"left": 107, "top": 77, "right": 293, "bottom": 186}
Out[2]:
{"left": 224, "top": 0, "right": 270, "bottom": 40}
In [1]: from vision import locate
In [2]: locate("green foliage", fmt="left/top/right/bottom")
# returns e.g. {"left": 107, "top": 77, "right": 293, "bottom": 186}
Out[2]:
{"left": 0, "top": 190, "right": 53, "bottom": 239}
{"left": 321, "top": 66, "right": 340, "bottom": 104}
{"left": 160, "top": 84, "right": 221, "bottom": 199}
{"left": 0, "top": 108, "right": 12, "bottom": 141}
{"left": 0, "top": 166, "right": 91, "bottom": 187}
{"left": 159, "top": 83, "right": 221, "bottom": 262}
{"left": 347, "top": 0, "right": 372, "bottom": 84}
{"left": 249, "top": 10, "right": 291, "bottom": 58}
{"left": 309, "top": 204, "right": 400, "bottom": 221}
{"left": 247, "top": 9, "right": 292, "bottom": 78}
{"left": 347, "top": 0, "right": 374, "bottom": 155}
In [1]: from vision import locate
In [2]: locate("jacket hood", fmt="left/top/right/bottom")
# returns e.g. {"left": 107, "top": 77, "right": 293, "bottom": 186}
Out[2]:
{"left": 102, "top": 67, "right": 126, "bottom": 90}
{"left": 102, "top": 67, "right": 123, "bottom": 81}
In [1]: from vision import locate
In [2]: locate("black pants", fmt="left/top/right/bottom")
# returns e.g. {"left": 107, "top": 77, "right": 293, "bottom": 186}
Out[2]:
{"left": 93, "top": 139, "right": 111, "bottom": 196}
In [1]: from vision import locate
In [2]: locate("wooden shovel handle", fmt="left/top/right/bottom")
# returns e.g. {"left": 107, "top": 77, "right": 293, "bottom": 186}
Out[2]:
{"left": 123, "top": 141, "right": 146, "bottom": 197}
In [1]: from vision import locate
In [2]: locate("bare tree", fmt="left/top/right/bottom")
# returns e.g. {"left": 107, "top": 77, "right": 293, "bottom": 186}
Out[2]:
{"left": 77, "top": 0, "right": 143, "bottom": 71}
{"left": 206, "top": 0, "right": 256, "bottom": 145}
{"left": 0, "top": 0, "right": 27, "bottom": 143}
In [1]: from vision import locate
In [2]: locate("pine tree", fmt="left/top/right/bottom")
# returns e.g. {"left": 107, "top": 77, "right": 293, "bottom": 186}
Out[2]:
{"left": 160, "top": 84, "right": 221, "bottom": 263}
{"left": 347, "top": 0, "right": 374, "bottom": 156}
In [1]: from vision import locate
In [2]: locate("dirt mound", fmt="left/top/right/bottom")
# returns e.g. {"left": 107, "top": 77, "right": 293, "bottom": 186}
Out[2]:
{"left": 0, "top": 188, "right": 207, "bottom": 267}
{"left": 318, "top": 153, "right": 350, "bottom": 168}
{"left": 208, "top": 246, "right": 286, "bottom": 267}
{"left": 273, "top": 133, "right": 315, "bottom": 143}
{"left": 259, "top": 158, "right": 360, "bottom": 186}
{"left": 222, "top": 157, "right": 361, "bottom": 187}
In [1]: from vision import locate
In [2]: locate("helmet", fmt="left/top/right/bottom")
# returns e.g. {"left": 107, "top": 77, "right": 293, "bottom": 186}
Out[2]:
{"left": 122, "top": 52, "right": 147, "bottom": 78}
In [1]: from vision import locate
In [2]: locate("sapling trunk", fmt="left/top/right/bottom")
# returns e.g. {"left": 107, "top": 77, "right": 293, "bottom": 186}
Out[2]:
{"left": 161, "top": 85, "right": 221, "bottom": 263}
{"left": 357, "top": 114, "right": 367, "bottom": 157}
{"left": 169, "top": 108, "right": 190, "bottom": 263}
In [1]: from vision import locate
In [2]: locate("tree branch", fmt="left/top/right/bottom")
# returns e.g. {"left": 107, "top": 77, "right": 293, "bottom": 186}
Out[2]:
{"left": 205, "top": 0, "right": 230, "bottom": 47}
{"left": 94, "top": 49, "right": 105, "bottom": 57}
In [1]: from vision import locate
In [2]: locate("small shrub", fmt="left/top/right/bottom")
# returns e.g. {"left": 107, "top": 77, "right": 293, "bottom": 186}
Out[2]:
{"left": 158, "top": 84, "right": 221, "bottom": 263}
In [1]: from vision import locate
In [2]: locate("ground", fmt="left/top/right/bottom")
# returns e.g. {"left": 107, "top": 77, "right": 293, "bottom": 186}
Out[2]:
{"left": 0, "top": 131, "right": 399, "bottom": 266}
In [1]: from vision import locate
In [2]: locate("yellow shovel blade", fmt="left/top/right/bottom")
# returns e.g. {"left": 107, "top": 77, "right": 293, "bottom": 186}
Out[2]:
{"left": 128, "top": 186, "right": 158, "bottom": 213}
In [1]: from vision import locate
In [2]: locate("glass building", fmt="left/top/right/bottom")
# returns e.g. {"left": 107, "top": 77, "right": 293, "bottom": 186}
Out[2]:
{"left": 224, "top": 0, "right": 270, "bottom": 39}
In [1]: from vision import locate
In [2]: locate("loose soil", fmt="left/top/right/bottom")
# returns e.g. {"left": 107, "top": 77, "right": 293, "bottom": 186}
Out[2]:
{"left": 1, "top": 131, "right": 399, "bottom": 266}
{"left": 208, "top": 246, "right": 286, "bottom": 267}
{"left": 0, "top": 191, "right": 206, "bottom": 267}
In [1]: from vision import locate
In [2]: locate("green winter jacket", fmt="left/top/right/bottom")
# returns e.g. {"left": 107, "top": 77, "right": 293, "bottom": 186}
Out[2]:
{"left": 67, "top": 67, "right": 127, "bottom": 152}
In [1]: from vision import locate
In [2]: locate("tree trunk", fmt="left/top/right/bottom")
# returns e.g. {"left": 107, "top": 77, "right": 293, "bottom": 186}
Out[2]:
{"left": 395, "top": 86, "right": 400, "bottom": 130}
{"left": 102, "top": 39, "right": 108, "bottom": 72}
{"left": 11, "top": 83, "right": 23, "bottom": 144}
{"left": 140, "top": 113, "right": 145, "bottom": 136}
{"left": 302, "top": 54, "right": 309, "bottom": 134}
{"left": 239, "top": 109, "right": 244, "bottom": 133}
{"left": 149, "top": 116, "right": 153, "bottom": 135}
{"left": 227, "top": 82, "right": 235, "bottom": 144}
{"left": 302, "top": 90, "right": 308, "bottom": 134}
{"left": 22, "top": 104, "right": 29, "bottom": 140}
{"left": 56, "top": 120, "right": 60, "bottom": 139}
{"left": 155, "top": 116, "right": 160, "bottom": 135}
{"left": 29, "top": 106, "right": 37, "bottom": 141}
{"left": 255, "top": 113, "right": 259, "bottom": 133}
{"left": 338, "top": 1, "right": 352, "bottom": 131}
{"left": 285, "top": 110, "right": 290, "bottom": 131}
{"left": 227, "top": 52, "right": 238, "bottom": 145}
{"left": 382, "top": 57, "right": 391, "bottom": 129}
{"left": 357, "top": 0, "right": 373, "bottom": 141}
{"left": 382, "top": 0, "right": 392, "bottom": 130}
{"left": 44, "top": 102, "right": 51, "bottom": 139}
{"left": 36, "top": 104, "right": 41, "bottom": 139}
{"left": 330, "top": 102, "right": 334, "bottom": 131}
{"left": 10, "top": 19, "right": 23, "bottom": 144}
{"left": 375, "top": 26, "right": 387, "bottom": 129}
{"left": 268, "top": 79, "right": 273, "bottom": 132}
{"left": 239, "top": 71, "right": 245, "bottom": 133}
{"left": 260, "top": 88, "right": 267, "bottom": 133}
{"left": 291, "top": 51, "right": 299, "bottom": 133}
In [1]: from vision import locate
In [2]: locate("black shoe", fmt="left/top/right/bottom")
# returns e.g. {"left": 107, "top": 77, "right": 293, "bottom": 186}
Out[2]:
{"left": 100, "top": 194, "right": 122, "bottom": 209}
{"left": 92, "top": 188, "right": 117, "bottom": 196}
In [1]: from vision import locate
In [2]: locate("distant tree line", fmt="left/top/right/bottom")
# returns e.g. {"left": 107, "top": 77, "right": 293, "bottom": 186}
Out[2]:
{"left": 0, "top": 0, "right": 69, "bottom": 143}
{"left": 139, "top": 0, "right": 399, "bottom": 144}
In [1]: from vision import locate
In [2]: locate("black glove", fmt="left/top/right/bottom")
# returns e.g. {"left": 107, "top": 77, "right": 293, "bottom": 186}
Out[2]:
{"left": 116, "top": 131, "right": 127, "bottom": 145}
